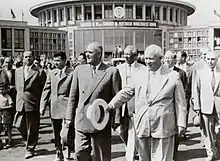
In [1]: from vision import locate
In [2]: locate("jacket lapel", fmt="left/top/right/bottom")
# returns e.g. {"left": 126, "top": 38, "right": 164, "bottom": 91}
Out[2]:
{"left": 85, "top": 63, "right": 107, "bottom": 101}
{"left": 25, "top": 65, "right": 38, "bottom": 82}
{"left": 148, "top": 66, "right": 169, "bottom": 105}
{"left": 214, "top": 66, "right": 220, "bottom": 93}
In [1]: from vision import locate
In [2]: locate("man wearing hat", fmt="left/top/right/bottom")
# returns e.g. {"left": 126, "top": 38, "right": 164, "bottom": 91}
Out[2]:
{"left": 14, "top": 51, "right": 46, "bottom": 159}
{"left": 65, "top": 41, "right": 121, "bottom": 161}
{"left": 40, "top": 51, "right": 73, "bottom": 161}
{"left": 108, "top": 44, "right": 187, "bottom": 161}
{"left": 116, "top": 45, "right": 147, "bottom": 161}
{"left": 194, "top": 51, "right": 220, "bottom": 161}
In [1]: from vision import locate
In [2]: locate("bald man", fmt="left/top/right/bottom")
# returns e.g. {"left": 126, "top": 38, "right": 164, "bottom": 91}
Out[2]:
{"left": 108, "top": 44, "right": 187, "bottom": 161}
{"left": 116, "top": 45, "right": 147, "bottom": 161}
{"left": 194, "top": 51, "right": 220, "bottom": 161}
{"left": 65, "top": 42, "right": 121, "bottom": 161}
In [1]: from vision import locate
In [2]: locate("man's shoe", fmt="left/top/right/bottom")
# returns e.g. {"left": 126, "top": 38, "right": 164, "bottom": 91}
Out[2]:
{"left": 25, "top": 151, "right": 34, "bottom": 159}
{"left": 54, "top": 150, "right": 64, "bottom": 161}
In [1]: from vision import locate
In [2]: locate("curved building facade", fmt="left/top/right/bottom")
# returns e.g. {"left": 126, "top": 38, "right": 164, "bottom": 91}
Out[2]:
{"left": 30, "top": 0, "right": 195, "bottom": 58}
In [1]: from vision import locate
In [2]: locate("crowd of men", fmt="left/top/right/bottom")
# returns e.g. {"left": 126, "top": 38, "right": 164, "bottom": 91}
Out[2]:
{"left": 0, "top": 41, "right": 219, "bottom": 161}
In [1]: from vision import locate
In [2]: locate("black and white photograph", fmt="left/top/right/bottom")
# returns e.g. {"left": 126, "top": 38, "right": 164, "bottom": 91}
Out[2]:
{"left": 0, "top": 0, "right": 220, "bottom": 161}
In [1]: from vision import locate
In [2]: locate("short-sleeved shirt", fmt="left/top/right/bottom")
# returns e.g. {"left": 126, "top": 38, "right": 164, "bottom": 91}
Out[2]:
{"left": 0, "top": 94, "right": 13, "bottom": 108}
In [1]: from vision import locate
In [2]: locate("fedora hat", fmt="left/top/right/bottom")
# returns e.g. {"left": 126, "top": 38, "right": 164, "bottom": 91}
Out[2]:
{"left": 86, "top": 99, "right": 109, "bottom": 131}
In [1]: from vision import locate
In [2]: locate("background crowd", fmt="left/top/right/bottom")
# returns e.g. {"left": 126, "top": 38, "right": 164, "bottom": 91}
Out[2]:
{"left": 0, "top": 42, "right": 219, "bottom": 161}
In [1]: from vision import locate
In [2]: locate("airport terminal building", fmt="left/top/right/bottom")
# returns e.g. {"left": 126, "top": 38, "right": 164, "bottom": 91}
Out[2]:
{"left": 30, "top": 0, "right": 196, "bottom": 59}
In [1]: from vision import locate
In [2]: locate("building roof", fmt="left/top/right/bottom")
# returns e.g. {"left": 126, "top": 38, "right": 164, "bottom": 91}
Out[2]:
{"left": 30, "top": 0, "right": 195, "bottom": 17}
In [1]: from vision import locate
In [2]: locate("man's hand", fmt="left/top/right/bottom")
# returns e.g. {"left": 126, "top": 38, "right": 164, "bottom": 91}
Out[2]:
{"left": 65, "top": 120, "right": 71, "bottom": 128}
{"left": 40, "top": 108, "right": 45, "bottom": 116}
{"left": 178, "top": 126, "right": 186, "bottom": 137}
{"left": 106, "top": 104, "right": 115, "bottom": 112}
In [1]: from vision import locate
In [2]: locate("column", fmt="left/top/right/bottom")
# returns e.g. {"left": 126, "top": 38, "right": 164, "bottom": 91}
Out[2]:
{"left": 91, "top": 4, "right": 95, "bottom": 21}
{"left": 167, "top": 6, "right": 170, "bottom": 23}
{"left": 160, "top": 6, "right": 163, "bottom": 22}
{"left": 45, "top": 11, "right": 48, "bottom": 26}
{"left": 184, "top": 11, "right": 187, "bottom": 25}
{"left": 178, "top": 9, "right": 181, "bottom": 25}
{"left": 112, "top": 3, "right": 115, "bottom": 18}
{"left": 24, "top": 28, "right": 30, "bottom": 51}
{"left": 173, "top": 8, "right": 177, "bottom": 24}
{"left": 42, "top": 12, "right": 45, "bottom": 26}
{"left": 38, "top": 14, "right": 41, "bottom": 26}
{"left": 143, "top": 4, "right": 146, "bottom": 20}
{"left": 152, "top": 4, "right": 155, "bottom": 20}
{"left": 81, "top": 4, "right": 85, "bottom": 21}
{"left": 57, "top": 8, "right": 60, "bottom": 26}
{"left": 64, "top": 6, "right": 67, "bottom": 25}
{"left": 51, "top": 9, "right": 54, "bottom": 26}
{"left": 123, "top": 3, "right": 126, "bottom": 19}
{"left": 12, "top": 28, "right": 14, "bottom": 57}
{"left": 72, "top": 5, "right": 76, "bottom": 24}
{"left": 102, "top": 3, "right": 105, "bottom": 19}
{"left": 133, "top": 4, "right": 136, "bottom": 19}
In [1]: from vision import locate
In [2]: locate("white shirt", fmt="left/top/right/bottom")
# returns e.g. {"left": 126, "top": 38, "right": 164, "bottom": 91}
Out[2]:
{"left": 91, "top": 63, "right": 101, "bottom": 76}
{"left": 125, "top": 61, "right": 136, "bottom": 85}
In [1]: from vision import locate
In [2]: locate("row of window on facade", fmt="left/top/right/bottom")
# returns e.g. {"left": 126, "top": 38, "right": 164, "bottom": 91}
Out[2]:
{"left": 169, "top": 30, "right": 209, "bottom": 38}
{"left": 1, "top": 28, "right": 24, "bottom": 49}
{"left": 30, "top": 32, "right": 66, "bottom": 39}
{"left": 41, "top": 4, "right": 185, "bottom": 24}
{"left": 169, "top": 36, "right": 208, "bottom": 44}
{"left": 169, "top": 42, "right": 209, "bottom": 49}
{"left": 72, "top": 29, "right": 162, "bottom": 54}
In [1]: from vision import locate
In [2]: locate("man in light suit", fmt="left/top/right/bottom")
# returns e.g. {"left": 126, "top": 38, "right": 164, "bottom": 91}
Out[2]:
{"left": 164, "top": 50, "right": 188, "bottom": 161}
{"left": 14, "top": 51, "right": 46, "bottom": 159}
{"left": 108, "top": 44, "right": 187, "bottom": 161}
{"left": 40, "top": 52, "right": 73, "bottom": 161}
{"left": 116, "top": 45, "right": 147, "bottom": 161}
{"left": 194, "top": 51, "right": 220, "bottom": 161}
{"left": 65, "top": 42, "right": 121, "bottom": 161}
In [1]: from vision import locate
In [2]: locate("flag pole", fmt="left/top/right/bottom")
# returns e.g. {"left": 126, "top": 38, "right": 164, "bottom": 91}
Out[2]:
{"left": 21, "top": 10, "right": 24, "bottom": 21}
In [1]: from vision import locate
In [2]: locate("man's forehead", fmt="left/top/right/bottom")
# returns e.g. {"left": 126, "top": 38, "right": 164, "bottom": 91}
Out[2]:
{"left": 87, "top": 43, "right": 100, "bottom": 51}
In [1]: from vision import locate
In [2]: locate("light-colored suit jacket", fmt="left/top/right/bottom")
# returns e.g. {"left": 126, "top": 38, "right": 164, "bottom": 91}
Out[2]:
{"left": 15, "top": 65, "right": 46, "bottom": 112}
{"left": 194, "top": 65, "right": 220, "bottom": 114}
{"left": 40, "top": 67, "right": 73, "bottom": 119}
{"left": 117, "top": 61, "right": 147, "bottom": 116}
{"left": 109, "top": 65, "right": 187, "bottom": 138}
{"left": 65, "top": 63, "right": 122, "bottom": 133}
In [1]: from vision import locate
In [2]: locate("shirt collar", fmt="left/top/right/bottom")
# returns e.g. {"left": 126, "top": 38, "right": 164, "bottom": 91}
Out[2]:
{"left": 91, "top": 63, "right": 101, "bottom": 71}
{"left": 150, "top": 65, "right": 162, "bottom": 75}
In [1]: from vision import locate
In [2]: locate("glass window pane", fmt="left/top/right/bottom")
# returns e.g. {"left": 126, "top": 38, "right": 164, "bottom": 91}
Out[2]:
{"left": 95, "top": 5, "right": 102, "bottom": 19}
{"left": 136, "top": 5, "right": 142, "bottom": 19}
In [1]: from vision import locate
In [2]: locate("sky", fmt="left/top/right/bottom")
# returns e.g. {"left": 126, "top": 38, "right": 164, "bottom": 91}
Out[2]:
{"left": 1, "top": 0, "right": 220, "bottom": 26}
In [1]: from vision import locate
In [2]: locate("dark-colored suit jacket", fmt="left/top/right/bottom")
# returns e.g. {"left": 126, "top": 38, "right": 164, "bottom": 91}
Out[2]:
{"left": 40, "top": 67, "right": 73, "bottom": 119}
{"left": 66, "top": 63, "right": 122, "bottom": 133}
{"left": 15, "top": 65, "right": 46, "bottom": 112}
{"left": 173, "top": 66, "right": 187, "bottom": 89}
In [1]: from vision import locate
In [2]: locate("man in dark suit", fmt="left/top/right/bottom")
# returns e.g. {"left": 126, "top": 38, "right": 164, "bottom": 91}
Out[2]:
{"left": 65, "top": 42, "right": 121, "bottom": 161}
{"left": 14, "top": 51, "right": 46, "bottom": 159}
{"left": 164, "top": 50, "right": 188, "bottom": 161}
{"left": 40, "top": 52, "right": 73, "bottom": 161}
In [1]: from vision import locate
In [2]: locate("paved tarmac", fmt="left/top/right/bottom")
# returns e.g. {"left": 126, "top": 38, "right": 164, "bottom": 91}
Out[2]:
{"left": 0, "top": 109, "right": 219, "bottom": 161}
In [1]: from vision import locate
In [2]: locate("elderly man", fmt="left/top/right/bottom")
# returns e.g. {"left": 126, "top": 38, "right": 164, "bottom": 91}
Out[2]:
{"left": 164, "top": 50, "right": 188, "bottom": 161}
{"left": 65, "top": 42, "right": 121, "bottom": 161}
{"left": 108, "top": 44, "right": 187, "bottom": 161}
{"left": 40, "top": 52, "right": 73, "bottom": 161}
{"left": 194, "top": 51, "right": 220, "bottom": 161}
{"left": 14, "top": 51, "right": 46, "bottom": 159}
{"left": 117, "top": 45, "right": 147, "bottom": 161}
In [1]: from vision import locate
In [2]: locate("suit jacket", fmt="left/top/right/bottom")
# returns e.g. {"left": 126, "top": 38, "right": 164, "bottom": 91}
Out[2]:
{"left": 40, "top": 67, "right": 73, "bottom": 119}
{"left": 194, "top": 65, "right": 220, "bottom": 114}
{"left": 109, "top": 65, "right": 187, "bottom": 138}
{"left": 15, "top": 64, "right": 46, "bottom": 112}
{"left": 173, "top": 66, "right": 187, "bottom": 89}
{"left": 66, "top": 63, "right": 122, "bottom": 133}
{"left": 117, "top": 61, "right": 147, "bottom": 116}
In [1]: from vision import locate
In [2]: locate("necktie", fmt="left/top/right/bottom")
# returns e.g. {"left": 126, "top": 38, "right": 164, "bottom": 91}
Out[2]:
{"left": 126, "top": 65, "right": 132, "bottom": 85}
{"left": 60, "top": 70, "right": 62, "bottom": 78}
{"left": 92, "top": 66, "right": 96, "bottom": 77}
{"left": 211, "top": 69, "right": 215, "bottom": 91}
